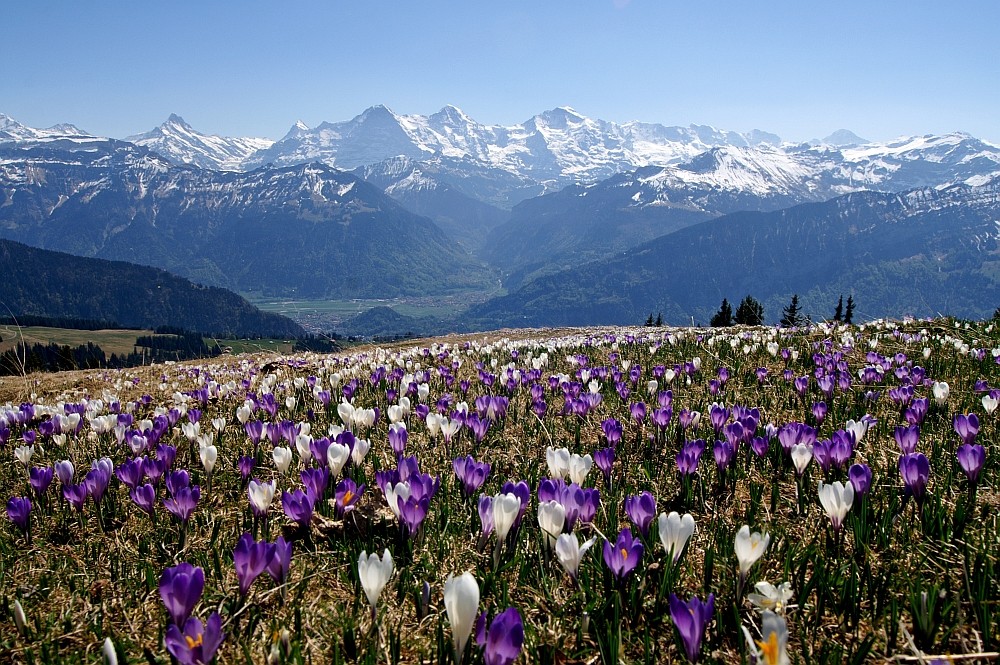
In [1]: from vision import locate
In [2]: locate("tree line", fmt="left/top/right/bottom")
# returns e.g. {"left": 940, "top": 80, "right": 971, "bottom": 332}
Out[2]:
{"left": 0, "top": 333, "right": 223, "bottom": 376}
{"left": 709, "top": 294, "right": 854, "bottom": 327}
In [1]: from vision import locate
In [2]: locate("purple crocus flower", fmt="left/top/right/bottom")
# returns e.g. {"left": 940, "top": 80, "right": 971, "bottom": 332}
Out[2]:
{"left": 84, "top": 467, "right": 111, "bottom": 504}
{"left": 234, "top": 532, "right": 270, "bottom": 598}
{"left": 894, "top": 425, "right": 920, "bottom": 455}
{"left": 237, "top": 456, "right": 255, "bottom": 483}
{"left": 115, "top": 458, "right": 144, "bottom": 490}
{"left": 751, "top": 436, "right": 769, "bottom": 458}
{"left": 130, "top": 483, "right": 157, "bottom": 516}
{"left": 708, "top": 404, "right": 729, "bottom": 433}
{"left": 669, "top": 593, "right": 715, "bottom": 663}
{"left": 398, "top": 495, "right": 430, "bottom": 538}
{"left": 281, "top": 489, "right": 314, "bottom": 528}
{"left": 144, "top": 457, "right": 166, "bottom": 486}
{"left": 64, "top": 483, "right": 88, "bottom": 512}
{"left": 957, "top": 444, "right": 986, "bottom": 486}
{"left": 577, "top": 487, "right": 600, "bottom": 525}
{"left": 164, "top": 486, "right": 201, "bottom": 524}
{"left": 629, "top": 402, "right": 647, "bottom": 424}
{"left": 334, "top": 478, "right": 364, "bottom": 517}
{"left": 6, "top": 496, "right": 31, "bottom": 532}
{"left": 166, "top": 470, "right": 190, "bottom": 498}
{"left": 54, "top": 459, "right": 74, "bottom": 485}
{"left": 812, "top": 440, "right": 833, "bottom": 474}
{"left": 899, "top": 453, "right": 931, "bottom": 502}
{"left": 388, "top": 423, "right": 409, "bottom": 457}
{"left": 164, "top": 612, "right": 224, "bottom": 665}
{"left": 159, "top": 563, "right": 204, "bottom": 626}
{"left": 482, "top": 607, "right": 524, "bottom": 665}
{"left": 478, "top": 494, "right": 494, "bottom": 538}
{"left": 713, "top": 440, "right": 735, "bottom": 472}
{"left": 829, "top": 430, "right": 855, "bottom": 470}
{"left": 266, "top": 536, "right": 293, "bottom": 585}
{"left": 453, "top": 455, "right": 491, "bottom": 497}
{"left": 594, "top": 446, "right": 615, "bottom": 483}
{"left": 300, "top": 467, "right": 330, "bottom": 504}
{"left": 848, "top": 463, "right": 872, "bottom": 497}
{"left": 602, "top": 417, "right": 625, "bottom": 444}
{"left": 157, "top": 444, "right": 177, "bottom": 470}
{"left": 625, "top": 492, "right": 656, "bottom": 537}
{"left": 602, "top": 528, "right": 643, "bottom": 582}
{"left": 811, "top": 402, "right": 827, "bottom": 424}
{"left": 29, "top": 466, "right": 54, "bottom": 498}
{"left": 953, "top": 414, "right": 980, "bottom": 446}
{"left": 676, "top": 445, "right": 701, "bottom": 476}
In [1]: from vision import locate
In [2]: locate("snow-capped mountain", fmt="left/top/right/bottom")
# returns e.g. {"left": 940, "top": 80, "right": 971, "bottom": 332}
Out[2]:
{"left": 242, "top": 104, "right": 784, "bottom": 190}
{"left": 0, "top": 113, "right": 92, "bottom": 142}
{"left": 0, "top": 139, "right": 490, "bottom": 299}
{"left": 126, "top": 114, "right": 273, "bottom": 171}
{"left": 480, "top": 135, "right": 1000, "bottom": 277}
{"left": 239, "top": 104, "right": 1000, "bottom": 210}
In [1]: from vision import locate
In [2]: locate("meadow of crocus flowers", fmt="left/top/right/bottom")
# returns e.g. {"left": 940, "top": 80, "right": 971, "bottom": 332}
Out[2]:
{"left": 1, "top": 319, "right": 998, "bottom": 664}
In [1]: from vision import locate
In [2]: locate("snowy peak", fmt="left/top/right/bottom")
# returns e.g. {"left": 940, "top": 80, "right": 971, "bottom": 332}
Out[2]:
{"left": 0, "top": 113, "right": 94, "bottom": 142}
{"left": 126, "top": 115, "right": 273, "bottom": 171}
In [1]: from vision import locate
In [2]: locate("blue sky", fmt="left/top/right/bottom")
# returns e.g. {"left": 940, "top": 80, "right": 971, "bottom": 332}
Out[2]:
{"left": 3, "top": 0, "right": 998, "bottom": 143}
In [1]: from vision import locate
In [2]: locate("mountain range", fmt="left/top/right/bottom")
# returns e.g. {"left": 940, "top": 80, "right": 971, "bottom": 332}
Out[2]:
{"left": 0, "top": 137, "right": 491, "bottom": 299}
{"left": 466, "top": 177, "right": 1000, "bottom": 327}
{"left": 2, "top": 106, "right": 1000, "bottom": 331}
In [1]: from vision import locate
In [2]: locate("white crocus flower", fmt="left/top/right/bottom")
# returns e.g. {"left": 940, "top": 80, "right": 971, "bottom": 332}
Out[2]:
{"left": 14, "top": 445, "right": 34, "bottom": 467}
{"left": 537, "top": 500, "right": 566, "bottom": 550}
{"left": 272, "top": 446, "right": 293, "bottom": 474}
{"left": 747, "top": 581, "right": 794, "bottom": 615}
{"left": 931, "top": 381, "right": 950, "bottom": 406}
{"left": 357, "top": 549, "right": 394, "bottom": 617}
{"left": 327, "top": 442, "right": 351, "bottom": 478}
{"left": 555, "top": 532, "right": 596, "bottom": 581}
{"left": 735, "top": 524, "right": 770, "bottom": 585}
{"left": 444, "top": 572, "right": 479, "bottom": 665}
{"left": 567, "top": 453, "right": 593, "bottom": 485}
{"left": 248, "top": 479, "right": 276, "bottom": 515}
{"left": 199, "top": 442, "right": 218, "bottom": 475}
{"left": 492, "top": 493, "right": 521, "bottom": 545}
{"left": 818, "top": 481, "right": 854, "bottom": 532}
{"left": 545, "top": 446, "right": 571, "bottom": 479}
{"left": 657, "top": 511, "right": 696, "bottom": 563}
{"left": 790, "top": 443, "right": 813, "bottom": 476}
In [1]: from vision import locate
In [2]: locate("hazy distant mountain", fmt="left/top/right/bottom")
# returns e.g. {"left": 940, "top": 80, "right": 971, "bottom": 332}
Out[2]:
{"left": 0, "top": 139, "right": 492, "bottom": 299}
{"left": 466, "top": 177, "right": 1000, "bottom": 327}
{"left": 820, "top": 129, "right": 868, "bottom": 146}
{"left": 126, "top": 114, "right": 273, "bottom": 171}
{"left": 0, "top": 113, "right": 91, "bottom": 142}
{"left": 0, "top": 239, "right": 304, "bottom": 337}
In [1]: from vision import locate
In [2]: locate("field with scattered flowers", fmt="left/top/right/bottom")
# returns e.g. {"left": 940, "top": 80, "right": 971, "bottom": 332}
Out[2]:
{"left": 1, "top": 320, "right": 998, "bottom": 664}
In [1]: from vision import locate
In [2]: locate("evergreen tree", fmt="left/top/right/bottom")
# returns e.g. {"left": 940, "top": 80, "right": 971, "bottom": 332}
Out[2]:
{"left": 780, "top": 294, "right": 805, "bottom": 327}
{"left": 710, "top": 298, "right": 733, "bottom": 327}
{"left": 833, "top": 295, "right": 844, "bottom": 322}
{"left": 645, "top": 313, "right": 655, "bottom": 327}
{"left": 734, "top": 295, "right": 765, "bottom": 326}
{"left": 655, "top": 313, "right": 663, "bottom": 327}
{"left": 844, "top": 295, "right": 855, "bottom": 325}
